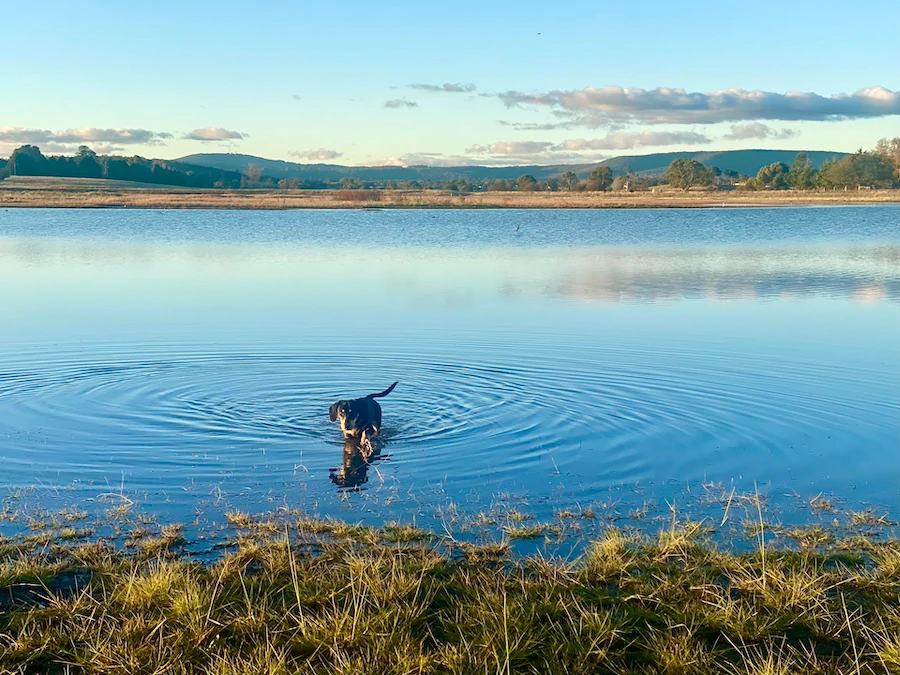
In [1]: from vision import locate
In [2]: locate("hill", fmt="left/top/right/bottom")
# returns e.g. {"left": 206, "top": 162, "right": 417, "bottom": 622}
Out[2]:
{"left": 178, "top": 149, "right": 846, "bottom": 183}
{"left": 599, "top": 149, "right": 844, "bottom": 176}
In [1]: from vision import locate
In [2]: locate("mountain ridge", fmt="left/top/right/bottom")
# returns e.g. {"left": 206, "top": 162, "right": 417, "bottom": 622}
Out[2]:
{"left": 176, "top": 149, "right": 846, "bottom": 183}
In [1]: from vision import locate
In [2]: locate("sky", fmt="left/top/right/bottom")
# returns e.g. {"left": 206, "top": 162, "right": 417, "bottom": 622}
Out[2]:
{"left": 2, "top": 0, "right": 899, "bottom": 166}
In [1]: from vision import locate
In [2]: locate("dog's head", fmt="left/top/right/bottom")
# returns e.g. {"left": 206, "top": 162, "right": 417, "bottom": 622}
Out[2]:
{"left": 329, "top": 399, "right": 364, "bottom": 436}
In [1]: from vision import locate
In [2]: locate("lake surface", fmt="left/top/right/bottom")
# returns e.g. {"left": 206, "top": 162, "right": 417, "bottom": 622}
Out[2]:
{"left": 1, "top": 207, "right": 898, "bottom": 539}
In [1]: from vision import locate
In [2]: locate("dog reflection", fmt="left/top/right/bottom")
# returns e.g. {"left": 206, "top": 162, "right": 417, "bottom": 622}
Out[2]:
{"left": 329, "top": 435, "right": 383, "bottom": 490}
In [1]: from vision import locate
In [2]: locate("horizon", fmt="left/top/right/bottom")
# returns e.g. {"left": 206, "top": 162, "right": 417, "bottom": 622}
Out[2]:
{"left": 3, "top": 0, "right": 899, "bottom": 167}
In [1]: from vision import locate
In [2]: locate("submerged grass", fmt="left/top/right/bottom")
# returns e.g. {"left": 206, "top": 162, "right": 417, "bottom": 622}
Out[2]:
{"left": 2, "top": 518, "right": 900, "bottom": 674}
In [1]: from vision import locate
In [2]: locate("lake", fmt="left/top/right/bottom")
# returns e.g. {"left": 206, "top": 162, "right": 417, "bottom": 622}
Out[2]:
{"left": 1, "top": 207, "right": 898, "bottom": 542}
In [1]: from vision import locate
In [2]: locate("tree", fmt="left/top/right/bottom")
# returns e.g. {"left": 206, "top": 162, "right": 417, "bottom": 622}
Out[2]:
{"left": 875, "top": 137, "right": 900, "bottom": 182}
{"left": 278, "top": 177, "right": 301, "bottom": 189}
{"left": 5, "top": 145, "right": 49, "bottom": 176}
{"left": 340, "top": 177, "right": 363, "bottom": 190}
{"left": 244, "top": 163, "right": 264, "bottom": 187}
{"left": 516, "top": 174, "right": 537, "bottom": 192}
{"left": 74, "top": 146, "right": 102, "bottom": 178}
{"left": 749, "top": 162, "right": 791, "bottom": 190}
{"left": 817, "top": 151, "right": 894, "bottom": 189}
{"left": 559, "top": 171, "right": 579, "bottom": 191}
{"left": 665, "top": 159, "right": 713, "bottom": 191}
{"left": 787, "top": 153, "right": 815, "bottom": 190}
{"left": 586, "top": 166, "right": 613, "bottom": 191}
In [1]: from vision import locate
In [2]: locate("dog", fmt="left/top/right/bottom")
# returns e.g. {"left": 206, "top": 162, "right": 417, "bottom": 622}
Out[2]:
{"left": 329, "top": 381, "right": 398, "bottom": 449}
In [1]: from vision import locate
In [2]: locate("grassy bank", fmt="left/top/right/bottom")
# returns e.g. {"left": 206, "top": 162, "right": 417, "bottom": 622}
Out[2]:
{"left": 2, "top": 179, "right": 900, "bottom": 210}
{"left": 3, "top": 515, "right": 900, "bottom": 674}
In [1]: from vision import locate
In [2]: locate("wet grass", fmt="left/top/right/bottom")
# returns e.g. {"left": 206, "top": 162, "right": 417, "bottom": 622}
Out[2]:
{"left": 2, "top": 516, "right": 900, "bottom": 674}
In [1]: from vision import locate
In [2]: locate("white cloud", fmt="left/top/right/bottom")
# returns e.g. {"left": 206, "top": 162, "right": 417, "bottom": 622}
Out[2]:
{"left": 410, "top": 82, "right": 476, "bottom": 93}
{"left": 723, "top": 123, "right": 800, "bottom": 140}
{"left": 499, "top": 85, "right": 900, "bottom": 125}
{"left": 0, "top": 127, "right": 171, "bottom": 146}
{"left": 466, "top": 141, "right": 555, "bottom": 155}
{"left": 289, "top": 148, "right": 343, "bottom": 161}
{"left": 0, "top": 127, "right": 175, "bottom": 156}
{"left": 182, "top": 127, "right": 245, "bottom": 141}
{"left": 558, "top": 131, "right": 711, "bottom": 150}
{"left": 384, "top": 99, "right": 419, "bottom": 109}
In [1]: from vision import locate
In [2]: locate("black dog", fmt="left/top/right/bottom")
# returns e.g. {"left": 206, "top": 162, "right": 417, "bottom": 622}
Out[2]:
{"left": 329, "top": 381, "right": 398, "bottom": 446}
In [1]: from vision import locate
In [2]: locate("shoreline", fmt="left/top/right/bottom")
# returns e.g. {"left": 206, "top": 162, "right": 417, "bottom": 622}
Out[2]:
{"left": 2, "top": 186, "right": 900, "bottom": 210}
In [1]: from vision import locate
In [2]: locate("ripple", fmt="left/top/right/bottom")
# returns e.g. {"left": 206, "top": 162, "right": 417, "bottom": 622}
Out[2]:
{"left": 2, "top": 336, "right": 897, "bottom": 511}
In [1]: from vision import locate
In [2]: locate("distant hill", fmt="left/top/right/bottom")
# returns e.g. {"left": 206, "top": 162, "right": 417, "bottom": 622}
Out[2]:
{"left": 178, "top": 149, "right": 847, "bottom": 184}
{"left": 598, "top": 149, "right": 844, "bottom": 177}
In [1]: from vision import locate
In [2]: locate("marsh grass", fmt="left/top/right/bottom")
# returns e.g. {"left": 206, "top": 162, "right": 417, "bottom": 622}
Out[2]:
{"left": 3, "top": 516, "right": 900, "bottom": 674}
{"left": 2, "top": 181, "right": 900, "bottom": 210}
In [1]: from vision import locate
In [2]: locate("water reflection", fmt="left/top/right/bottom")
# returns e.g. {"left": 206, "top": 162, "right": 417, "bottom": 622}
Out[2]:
{"left": 329, "top": 436, "right": 385, "bottom": 490}
{"left": 1, "top": 238, "right": 898, "bottom": 305}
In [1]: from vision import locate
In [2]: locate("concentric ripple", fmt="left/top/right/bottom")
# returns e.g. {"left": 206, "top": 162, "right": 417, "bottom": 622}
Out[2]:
{"left": 2, "top": 335, "right": 898, "bottom": 516}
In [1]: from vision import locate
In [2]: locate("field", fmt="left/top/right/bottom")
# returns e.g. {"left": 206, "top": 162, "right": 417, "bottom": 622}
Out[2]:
{"left": 2, "top": 177, "right": 899, "bottom": 209}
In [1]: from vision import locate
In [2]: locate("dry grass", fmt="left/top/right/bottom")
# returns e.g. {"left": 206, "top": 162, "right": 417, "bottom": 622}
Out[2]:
{"left": 2, "top": 518, "right": 900, "bottom": 674}
{"left": 2, "top": 181, "right": 900, "bottom": 210}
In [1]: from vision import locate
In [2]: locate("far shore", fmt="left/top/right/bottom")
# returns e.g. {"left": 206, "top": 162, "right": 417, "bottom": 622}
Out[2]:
{"left": 2, "top": 183, "right": 900, "bottom": 210}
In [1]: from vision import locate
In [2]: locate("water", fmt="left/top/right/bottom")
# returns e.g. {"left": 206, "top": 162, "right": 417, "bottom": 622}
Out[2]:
{"left": 0, "top": 207, "right": 898, "bottom": 539}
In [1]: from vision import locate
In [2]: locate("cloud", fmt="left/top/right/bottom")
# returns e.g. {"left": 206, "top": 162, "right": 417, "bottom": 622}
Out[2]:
{"left": 0, "top": 127, "right": 171, "bottom": 146}
{"left": 460, "top": 131, "right": 709, "bottom": 163}
{"left": 498, "top": 120, "right": 579, "bottom": 131}
{"left": 723, "top": 123, "right": 800, "bottom": 140}
{"left": 289, "top": 148, "right": 343, "bottom": 161}
{"left": 409, "top": 82, "right": 476, "bottom": 93}
{"left": 292, "top": 94, "right": 302, "bottom": 100}
{"left": 384, "top": 99, "right": 419, "bottom": 109}
{"left": 182, "top": 127, "right": 245, "bottom": 141}
{"left": 498, "top": 85, "right": 900, "bottom": 125}
{"left": 466, "top": 141, "right": 555, "bottom": 155}
{"left": 557, "top": 131, "right": 712, "bottom": 150}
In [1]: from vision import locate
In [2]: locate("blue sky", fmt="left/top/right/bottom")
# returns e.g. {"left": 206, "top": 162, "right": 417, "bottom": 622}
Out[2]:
{"left": 2, "top": 0, "right": 899, "bottom": 165}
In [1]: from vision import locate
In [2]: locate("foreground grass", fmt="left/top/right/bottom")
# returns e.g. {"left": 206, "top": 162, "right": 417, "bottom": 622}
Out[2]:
{"left": 2, "top": 180, "right": 900, "bottom": 209}
{"left": 3, "top": 520, "right": 900, "bottom": 674}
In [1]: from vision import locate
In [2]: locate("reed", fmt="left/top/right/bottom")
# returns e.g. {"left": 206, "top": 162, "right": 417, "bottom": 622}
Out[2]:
{"left": 2, "top": 184, "right": 900, "bottom": 210}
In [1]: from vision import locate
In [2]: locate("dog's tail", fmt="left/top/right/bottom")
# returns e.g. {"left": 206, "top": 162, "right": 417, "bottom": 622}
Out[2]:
{"left": 368, "top": 381, "right": 398, "bottom": 398}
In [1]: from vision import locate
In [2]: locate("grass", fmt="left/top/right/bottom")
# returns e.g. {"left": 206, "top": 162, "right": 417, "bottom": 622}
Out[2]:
{"left": 2, "top": 181, "right": 900, "bottom": 209}
{"left": 3, "top": 517, "right": 900, "bottom": 674}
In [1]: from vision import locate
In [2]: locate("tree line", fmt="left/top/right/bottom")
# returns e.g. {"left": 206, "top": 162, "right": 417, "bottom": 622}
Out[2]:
{"left": 0, "top": 145, "right": 249, "bottom": 189}
{"left": 664, "top": 138, "right": 900, "bottom": 191}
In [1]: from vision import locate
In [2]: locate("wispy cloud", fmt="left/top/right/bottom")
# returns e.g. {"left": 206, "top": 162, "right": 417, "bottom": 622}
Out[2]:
{"left": 289, "top": 148, "right": 343, "bottom": 161}
{"left": 384, "top": 99, "right": 419, "bottom": 109}
{"left": 409, "top": 82, "right": 476, "bottom": 93}
{"left": 723, "top": 123, "right": 800, "bottom": 140}
{"left": 557, "top": 131, "right": 712, "bottom": 150}
{"left": 466, "top": 141, "right": 555, "bottom": 155}
{"left": 499, "top": 85, "right": 900, "bottom": 125}
{"left": 292, "top": 94, "right": 302, "bottom": 100}
{"left": 182, "top": 127, "right": 245, "bottom": 141}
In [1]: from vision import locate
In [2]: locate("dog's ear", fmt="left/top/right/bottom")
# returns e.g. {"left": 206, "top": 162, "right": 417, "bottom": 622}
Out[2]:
{"left": 329, "top": 402, "right": 339, "bottom": 422}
